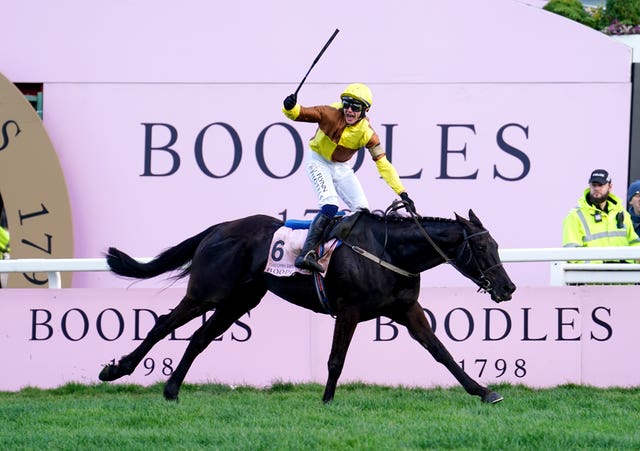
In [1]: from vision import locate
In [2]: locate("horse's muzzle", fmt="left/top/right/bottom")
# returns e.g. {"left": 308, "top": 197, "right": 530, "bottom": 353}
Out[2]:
{"left": 490, "top": 283, "right": 516, "bottom": 303}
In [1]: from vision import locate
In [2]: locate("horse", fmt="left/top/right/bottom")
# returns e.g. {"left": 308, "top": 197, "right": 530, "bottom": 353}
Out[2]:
{"left": 99, "top": 203, "right": 516, "bottom": 404}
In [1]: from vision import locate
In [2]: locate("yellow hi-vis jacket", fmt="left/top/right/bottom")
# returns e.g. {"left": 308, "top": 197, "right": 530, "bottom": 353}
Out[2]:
{"left": 0, "top": 226, "right": 9, "bottom": 256}
{"left": 562, "top": 189, "right": 640, "bottom": 262}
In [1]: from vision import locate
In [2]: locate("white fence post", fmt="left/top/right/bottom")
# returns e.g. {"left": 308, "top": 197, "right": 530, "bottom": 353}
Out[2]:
{"left": 549, "top": 262, "right": 565, "bottom": 286}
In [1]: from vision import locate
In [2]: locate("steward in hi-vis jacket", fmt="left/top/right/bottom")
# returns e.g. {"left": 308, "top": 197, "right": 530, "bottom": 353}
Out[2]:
{"left": 562, "top": 169, "right": 640, "bottom": 263}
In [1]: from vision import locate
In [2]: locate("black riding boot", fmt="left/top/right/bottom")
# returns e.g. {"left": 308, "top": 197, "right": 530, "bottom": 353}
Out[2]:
{"left": 295, "top": 213, "right": 332, "bottom": 272}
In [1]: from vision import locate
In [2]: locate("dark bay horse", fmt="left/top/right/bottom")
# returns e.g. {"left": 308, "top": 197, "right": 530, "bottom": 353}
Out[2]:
{"left": 99, "top": 205, "right": 516, "bottom": 403}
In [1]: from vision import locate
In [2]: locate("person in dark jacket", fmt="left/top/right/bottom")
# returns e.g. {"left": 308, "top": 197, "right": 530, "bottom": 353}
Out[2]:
{"left": 628, "top": 179, "right": 640, "bottom": 236}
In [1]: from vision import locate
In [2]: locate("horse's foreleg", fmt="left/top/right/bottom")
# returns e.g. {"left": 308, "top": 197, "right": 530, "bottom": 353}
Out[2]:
{"left": 322, "top": 308, "right": 360, "bottom": 404}
{"left": 163, "top": 299, "right": 258, "bottom": 401}
{"left": 99, "top": 295, "right": 207, "bottom": 382}
{"left": 393, "top": 303, "right": 503, "bottom": 404}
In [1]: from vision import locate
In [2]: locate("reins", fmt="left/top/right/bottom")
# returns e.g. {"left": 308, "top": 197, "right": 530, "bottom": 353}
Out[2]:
{"left": 387, "top": 201, "right": 452, "bottom": 265}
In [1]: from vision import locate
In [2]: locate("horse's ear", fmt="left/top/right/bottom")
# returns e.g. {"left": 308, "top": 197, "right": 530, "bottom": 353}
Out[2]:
{"left": 468, "top": 209, "right": 483, "bottom": 227}
{"left": 455, "top": 212, "right": 471, "bottom": 228}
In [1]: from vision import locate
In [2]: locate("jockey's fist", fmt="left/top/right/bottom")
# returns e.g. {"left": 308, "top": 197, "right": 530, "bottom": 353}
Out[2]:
{"left": 400, "top": 192, "right": 416, "bottom": 215}
{"left": 283, "top": 94, "right": 297, "bottom": 110}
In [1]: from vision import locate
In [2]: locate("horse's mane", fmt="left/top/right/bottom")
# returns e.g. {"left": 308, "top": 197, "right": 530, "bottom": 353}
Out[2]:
{"left": 360, "top": 208, "right": 456, "bottom": 224}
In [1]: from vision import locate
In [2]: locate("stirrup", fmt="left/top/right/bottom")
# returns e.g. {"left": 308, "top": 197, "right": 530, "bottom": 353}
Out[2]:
{"left": 295, "top": 251, "right": 325, "bottom": 273}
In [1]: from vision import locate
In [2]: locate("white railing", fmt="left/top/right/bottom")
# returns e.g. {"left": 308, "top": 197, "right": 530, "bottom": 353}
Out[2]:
{"left": 550, "top": 262, "right": 640, "bottom": 285}
{"left": 0, "top": 257, "right": 151, "bottom": 288}
{"left": 1, "top": 247, "right": 639, "bottom": 288}
{"left": 498, "top": 247, "right": 640, "bottom": 286}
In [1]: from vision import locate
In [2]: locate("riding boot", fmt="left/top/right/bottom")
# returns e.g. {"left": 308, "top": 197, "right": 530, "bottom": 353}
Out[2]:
{"left": 295, "top": 213, "right": 332, "bottom": 272}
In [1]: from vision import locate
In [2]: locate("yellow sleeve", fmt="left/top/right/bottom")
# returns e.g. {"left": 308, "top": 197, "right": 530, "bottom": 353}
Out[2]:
{"left": 562, "top": 211, "right": 584, "bottom": 248}
{"left": 282, "top": 104, "right": 301, "bottom": 120}
{"left": 374, "top": 155, "right": 405, "bottom": 195}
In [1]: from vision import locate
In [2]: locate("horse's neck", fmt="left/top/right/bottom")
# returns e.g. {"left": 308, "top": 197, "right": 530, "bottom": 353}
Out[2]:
{"left": 425, "top": 221, "right": 464, "bottom": 251}
{"left": 351, "top": 215, "right": 464, "bottom": 265}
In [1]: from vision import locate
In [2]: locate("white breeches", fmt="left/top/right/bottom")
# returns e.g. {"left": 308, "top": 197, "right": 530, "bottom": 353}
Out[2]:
{"left": 305, "top": 150, "right": 369, "bottom": 211}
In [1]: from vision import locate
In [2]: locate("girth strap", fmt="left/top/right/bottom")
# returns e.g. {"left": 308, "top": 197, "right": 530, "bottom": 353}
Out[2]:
{"left": 313, "top": 271, "right": 334, "bottom": 317}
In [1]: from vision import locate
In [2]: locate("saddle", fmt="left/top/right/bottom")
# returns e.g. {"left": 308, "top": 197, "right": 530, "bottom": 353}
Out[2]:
{"left": 264, "top": 212, "right": 361, "bottom": 277}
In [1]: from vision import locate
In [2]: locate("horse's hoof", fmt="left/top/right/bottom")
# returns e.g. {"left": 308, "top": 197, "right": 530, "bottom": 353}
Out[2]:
{"left": 483, "top": 391, "right": 504, "bottom": 404}
{"left": 163, "top": 383, "right": 180, "bottom": 401}
{"left": 98, "top": 364, "right": 119, "bottom": 382}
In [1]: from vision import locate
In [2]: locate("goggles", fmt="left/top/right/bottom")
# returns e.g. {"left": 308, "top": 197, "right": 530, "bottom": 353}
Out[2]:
{"left": 342, "top": 99, "right": 364, "bottom": 112}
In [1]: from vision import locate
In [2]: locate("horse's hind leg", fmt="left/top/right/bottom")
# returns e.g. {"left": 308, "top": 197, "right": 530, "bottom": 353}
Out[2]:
{"left": 391, "top": 302, "right": 503, "bottom": 404}
{"left": 163, "top": 288, "right": 265, "bottom": 401}
{"left": 99, "top": 294, "right": 210, "bottom": 382}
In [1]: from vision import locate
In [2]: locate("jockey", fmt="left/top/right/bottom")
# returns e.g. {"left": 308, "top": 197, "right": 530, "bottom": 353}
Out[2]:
{"left": 282, "top": 83, "right": 416, "bottom": 272}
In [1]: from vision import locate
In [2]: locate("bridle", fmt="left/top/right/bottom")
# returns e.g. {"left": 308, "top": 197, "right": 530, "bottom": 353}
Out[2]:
{"left": 374, "top": 200, "right": 503, "bottom": 293}
{"left": 451, "top": 229, "right": 504, "bottom": 293}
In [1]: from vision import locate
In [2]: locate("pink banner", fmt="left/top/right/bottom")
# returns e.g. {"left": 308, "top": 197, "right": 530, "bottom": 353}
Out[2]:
{"left": 1, "top": 286, "right": 637, "bottom": 391}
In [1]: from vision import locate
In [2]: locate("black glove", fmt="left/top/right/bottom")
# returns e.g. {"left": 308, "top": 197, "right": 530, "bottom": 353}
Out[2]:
{"left": 283, "top": 93, "right": 297, "bottom": 110}
{"left": 400, "top": 192, "right": 417, "bottom": 215}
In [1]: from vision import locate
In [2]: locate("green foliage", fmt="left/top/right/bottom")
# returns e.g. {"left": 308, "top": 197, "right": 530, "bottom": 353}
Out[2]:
{"left": 544, "top": 0, "right": 597, "bottom": 29}
{"left": 603, "top": 0, "right": 640, "bottom": 26}
{"left": 1, "top": 383, "right": 640, "bottom": 450}
{"left": 543, "top": 0, "right": 640, "bottom": 33}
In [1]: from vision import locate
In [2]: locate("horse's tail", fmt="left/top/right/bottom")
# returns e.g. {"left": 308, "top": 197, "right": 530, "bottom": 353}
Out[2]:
{"left": 106, "top": 225, "right": 216, "bottom": 280}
